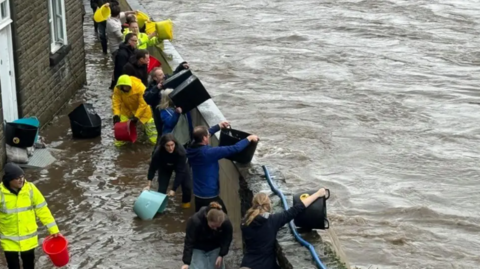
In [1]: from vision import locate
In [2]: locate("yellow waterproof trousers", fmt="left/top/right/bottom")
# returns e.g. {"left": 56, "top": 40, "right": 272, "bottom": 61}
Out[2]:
{"left": 114, "top": 115, "right": 157, "bottom": 147}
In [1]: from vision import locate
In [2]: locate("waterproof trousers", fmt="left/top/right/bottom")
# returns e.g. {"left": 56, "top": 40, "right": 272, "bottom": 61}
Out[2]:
{"left": 190, "top": 248, "right": 225, "bottom": 269}
{"left": 114, "top": 115, "right": 157, "bottom": 147}
{"left": 4, "top": 249, "right": 35, "bottom": 269}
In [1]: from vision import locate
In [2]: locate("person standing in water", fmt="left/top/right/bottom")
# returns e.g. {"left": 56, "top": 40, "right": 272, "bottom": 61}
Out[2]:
{"left": 240, "top": 188, "right": 327, "bottom": 269}
{"left": 145, "top": 134, "right": 192, "bottom": 209}
{"left": 0, "top": 163, "right": 61, "bottom": 269}
{"left": 182, "top": 202, "right": 232, "bottom": 269}
{"left": 186, "top": 121, "right": 259, "bottom": 214}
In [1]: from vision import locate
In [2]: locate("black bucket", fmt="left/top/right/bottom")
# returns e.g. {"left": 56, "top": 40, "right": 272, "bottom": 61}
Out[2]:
{"left": 68, "top": 103, "right": 102, "bottom": 139}
{"left": 4, "top": 122, "right": 38, "bottom": 148}
{"left": 218, "top": 128, "right": 257, "bottom": 164}
{"left": 293, "top": 189, "right": 330, "bottom": 230}
{"left": 163, "top": 69, "right": 192, "bottom": 90}
{"left": 169, "top": 75, "right": 211, "bottom": 113}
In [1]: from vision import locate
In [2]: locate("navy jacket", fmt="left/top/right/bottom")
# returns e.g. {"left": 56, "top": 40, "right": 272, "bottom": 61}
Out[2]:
{"left": 147, "top": 142, "right": 190, "bottom": 191}
{"left": 241, "top": 203, "right": 307, "bottom": 269}
{"left": 186, "top": 125, "right": 250, "bottom": 198}
{"left": 182, "top": 206, "right": 233, "bottom": 265}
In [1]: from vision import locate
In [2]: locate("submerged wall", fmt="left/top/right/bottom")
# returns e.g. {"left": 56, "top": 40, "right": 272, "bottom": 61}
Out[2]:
{"left": 120, "top": 0, "right": 351, "bottom": 267}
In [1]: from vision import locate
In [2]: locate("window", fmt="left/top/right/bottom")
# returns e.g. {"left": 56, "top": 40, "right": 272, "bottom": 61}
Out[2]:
{"left": 0, "top": 0, "right": 9, "bottom": 20}
{"left": 48, "top": 0, "right": 67, "bottom": 53}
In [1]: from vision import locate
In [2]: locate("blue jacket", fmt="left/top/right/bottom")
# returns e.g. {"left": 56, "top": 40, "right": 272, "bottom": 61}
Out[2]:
{"left": 160, "top": 108, "right": 180, "bottom": 135}
{"left": 186, "top": 125, "right": 250, "bottom": 198}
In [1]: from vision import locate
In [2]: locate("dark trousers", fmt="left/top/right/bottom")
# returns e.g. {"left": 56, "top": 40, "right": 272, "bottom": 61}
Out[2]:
{"left": 157, "top": 168, "right": 192, "bottom": 203}
{"left": 97, "top": 21, "right": 108, "bottom": 54}
{"left": 194, "top": 196, "right": 228, "bottom": 215}
{"left": 4, "top": 249, "right": 35, "bottom": 269}
{"left": 91, "top": 5, "right": 98, "bottom": 32}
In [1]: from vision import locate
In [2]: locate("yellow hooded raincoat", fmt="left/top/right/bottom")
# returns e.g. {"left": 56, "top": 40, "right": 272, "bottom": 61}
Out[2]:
{"left": 0, "top": 181, "right": 59, "bottom": 252}
{"left": 112, "top": 75, "right": 157, "bottom": 145}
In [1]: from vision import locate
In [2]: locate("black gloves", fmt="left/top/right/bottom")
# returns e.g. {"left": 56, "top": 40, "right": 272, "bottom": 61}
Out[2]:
{"left": 113, "top": 115, "right": 120, "bottom": 124}
{"left": 130, "top": 117, "right": 139, "bottom": 124}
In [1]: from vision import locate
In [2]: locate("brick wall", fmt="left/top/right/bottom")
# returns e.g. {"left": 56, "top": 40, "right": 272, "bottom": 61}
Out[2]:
{"left": 9, "top": 0, "right": 86, "bottom": 126}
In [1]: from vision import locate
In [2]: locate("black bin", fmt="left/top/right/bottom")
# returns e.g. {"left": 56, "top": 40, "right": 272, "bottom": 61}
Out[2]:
{"left": 163, "top": 69, "right": 192, "bottom": 90}
{"left": 219, "top": 128, "right": 257, "bottom": 164}
{"left": 169, "top": 75, "right": 211, "bottom": 113}
{"left": 293, "top": 189, "right": 330, "bottom": 230}
{"left": 4, "top": 123, "right": 38, "bottom": 148}
{"left": 68, "top": 103, "right": 102, "bottom": 139}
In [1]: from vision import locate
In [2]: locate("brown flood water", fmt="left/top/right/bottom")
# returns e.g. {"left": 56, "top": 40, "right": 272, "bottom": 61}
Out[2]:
{"left": 0, "top": 2, "right": 241, "bottom": 268}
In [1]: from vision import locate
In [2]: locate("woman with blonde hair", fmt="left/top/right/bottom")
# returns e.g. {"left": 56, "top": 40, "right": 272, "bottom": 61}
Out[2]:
{"left": 181, "top": 202, "right": 232, "bottom": 269}
{"left": 240, "top": 188, "right": 327, "bottom": 269}
{"left": 158, "top": 88, "right": 182, "bottom": 135}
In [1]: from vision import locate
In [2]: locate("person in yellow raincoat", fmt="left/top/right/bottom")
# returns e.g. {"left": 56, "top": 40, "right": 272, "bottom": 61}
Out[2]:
{"left": 112, "top": 75, "right": 158, "bottom": 147}
{"left": 0, "top": 163, "right": 61, "bottom": 269}
{"left": 123, "top": 21, "right": 160, "bottom": 50}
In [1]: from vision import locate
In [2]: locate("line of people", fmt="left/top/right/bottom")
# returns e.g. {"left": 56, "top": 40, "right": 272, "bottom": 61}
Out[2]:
{"left": 90, "top": 3, "right": 330, "bottom": 269}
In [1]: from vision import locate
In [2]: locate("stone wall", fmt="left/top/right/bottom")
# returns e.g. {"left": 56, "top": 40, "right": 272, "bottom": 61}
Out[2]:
{"left": 0, "top": 90, "right": 4, "bottom": 169}
{"left": 10, "top": 0, "right": 86, "bottom": 126}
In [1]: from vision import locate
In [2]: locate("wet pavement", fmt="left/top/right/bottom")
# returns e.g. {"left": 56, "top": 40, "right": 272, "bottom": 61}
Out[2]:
{"left": 139, "top": 0, "right": 480, "bottom": 268}
{"left": 0, "top": 2, "right": 241, "bottom": 268}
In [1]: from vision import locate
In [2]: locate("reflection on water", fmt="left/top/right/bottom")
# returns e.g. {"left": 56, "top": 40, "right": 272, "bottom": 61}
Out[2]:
{"left": 141, "top": 0, "right": 480, "bottom": 268}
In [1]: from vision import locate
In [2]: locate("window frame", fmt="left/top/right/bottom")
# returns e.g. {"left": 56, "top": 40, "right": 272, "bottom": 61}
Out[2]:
{"left": 48, "top": 0, "right": 68, "bottom": 54}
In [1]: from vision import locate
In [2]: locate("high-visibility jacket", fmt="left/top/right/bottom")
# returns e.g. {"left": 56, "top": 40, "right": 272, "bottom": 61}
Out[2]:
{"left": 122, "top": 29, "right": 160, "bottom": 50}
{"left": 0, "top": 181, "right": 59, "bottom": 252}
{"left": 112, "top": 75, "right": 153, "bottom": 124}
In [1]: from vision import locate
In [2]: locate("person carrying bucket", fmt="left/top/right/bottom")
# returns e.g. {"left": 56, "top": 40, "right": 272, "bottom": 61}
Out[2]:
{"left": 182, "top": 202, "right": 232, "bottom": 269}
{"left": 0, "top": 163, "right": 61, "bottom": 269}
{"left": 105, "top": 3, "right": 136, "bottom": 60}
{"left": 145, "top": 134, "right": 192, "bottom": 209}
{"left": 143, "top": 64, "right": 191, "bottom": 148}
{"left": 186, "top": 121, "right": 259, "bottom": 214}
{"left": 240, "top": 188, "right": 327, "bottom": 269}
{"left": 112, "top": 75, "right": 157, "bottom": 147}
{"left": 123, "top": 21, "right": 160, "bottom": 50}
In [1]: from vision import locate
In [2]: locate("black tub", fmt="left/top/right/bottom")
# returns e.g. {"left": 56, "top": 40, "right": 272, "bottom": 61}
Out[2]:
{"left": 4, "top": 122, "right": 38, "bottom": 148}
{"left": 293, "top": 189, "right": 330, "bottom": 230}
{"left": 219, "top": 128, "right": 257, "bottom": 164}
{"left": 68, "top": 104, "right": 102, "bottom": 139}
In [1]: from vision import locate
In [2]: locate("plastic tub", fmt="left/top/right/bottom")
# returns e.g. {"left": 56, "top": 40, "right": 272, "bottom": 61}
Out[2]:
{"left": 147, "top": 55, "right": 161, "bottom": 73}
{"left": 219, "top": 128, "right": 258, "bottom": 164}
{"left": 292, "top": 189, "right": 330, "bottom": 230}
{"left": 155, "top": 19, "right": 173, "bottom": 40}
{"left": 4, "top": 123, "right": 38, "bottom": 148}
{"left": 42, "top": 235, "right": 70, "bottom": 267}
{"left": 133, "top": 190, "right": 168, "bottom": 220}
{"left": 114, "top": 120, "right": 137, "bottom": 143}
{"left": 13, "top": 117, "right": 40, "bottom": 143}
{"left": 169, "top": 75, "right": 211, "bottom": 113}
{"left": 93, "top": 4, "right": 110, "bottom": 22}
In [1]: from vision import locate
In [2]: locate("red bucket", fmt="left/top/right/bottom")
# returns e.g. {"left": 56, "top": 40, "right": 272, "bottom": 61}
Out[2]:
{"left": 42, "top": 235, "right": 69, "bottom": 267}
{"left": 114, "top": 120, "right": 137, "bottom": 143}
{"left": 147, "top": 55, "right": 161, "bottom": 73}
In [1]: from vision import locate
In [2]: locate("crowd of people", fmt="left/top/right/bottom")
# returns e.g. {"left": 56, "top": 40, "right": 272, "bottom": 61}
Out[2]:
{"left": 0, "top": 1, "right": 327, "bottom": 268}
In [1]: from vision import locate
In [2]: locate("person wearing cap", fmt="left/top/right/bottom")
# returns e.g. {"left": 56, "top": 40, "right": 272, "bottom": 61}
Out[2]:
{"left": 112, "top": 74, "right": 157, "bottom": 147}
{"left": 0, "top": 163, "right": 61, "bottom": 269}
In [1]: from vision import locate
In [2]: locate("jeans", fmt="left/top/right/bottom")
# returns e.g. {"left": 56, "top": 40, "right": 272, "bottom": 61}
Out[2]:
{"left": 97, "top": 21, "right": 108, "bottom": 53}
{"left": 190, "top": 248, "right": 225, "bottom": 269}
{"left": 4, "top": 249, "right": 35, "bottom": 269}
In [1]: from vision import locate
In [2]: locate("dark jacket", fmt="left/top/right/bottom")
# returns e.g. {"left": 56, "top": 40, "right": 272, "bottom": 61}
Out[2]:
{"left": 90, "top": 0, "right": 118, "bottom": 9}
{"left": 186, "top": 125, "right": 250, "bottom": 198}
{"left": 240, "top": 203, "right": 307, "bottom": 269}
{"left": 182, "top": 206, "right": 233, "bottom": 265}
{"left": 123, "top": 59, "right": 148, "bottom": 86}
{"left": 147, "top": 142, "right": 190, "bottom": 191}
{"left": 143, "top": 62, "right": 190, "bottom": 136}
{"left": 113, "top": 43, "right": 136, "bottom": 85}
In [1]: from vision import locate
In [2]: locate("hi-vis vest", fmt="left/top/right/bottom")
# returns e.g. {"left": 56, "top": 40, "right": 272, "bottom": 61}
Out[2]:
{"left": 0, "top": 181, "right": 59, "bottom": 252}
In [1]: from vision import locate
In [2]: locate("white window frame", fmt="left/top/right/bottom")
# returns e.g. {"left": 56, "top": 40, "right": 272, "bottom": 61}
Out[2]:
{"left": 0, "top": 0, "right": 11, "bottom": 26}
{"left": 48, "top": 0, "right": 68, "bottom": 54}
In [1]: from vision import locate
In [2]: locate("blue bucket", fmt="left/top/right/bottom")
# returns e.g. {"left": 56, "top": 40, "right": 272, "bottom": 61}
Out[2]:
{"left": 13, "top": 117, "right": 40, "bottom": 143}
{"left": 133, "top": 190, "right": 168, "bottom": 220}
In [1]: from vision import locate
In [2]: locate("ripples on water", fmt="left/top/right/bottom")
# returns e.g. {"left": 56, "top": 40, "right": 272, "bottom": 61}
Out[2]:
{"left": 140, "top": 0, "right": 480, "bottom": 267}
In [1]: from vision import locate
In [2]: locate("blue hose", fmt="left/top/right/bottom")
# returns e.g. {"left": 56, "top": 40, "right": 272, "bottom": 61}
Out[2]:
{"left": 262, "top": 165, "right": 328, "bottom": 269}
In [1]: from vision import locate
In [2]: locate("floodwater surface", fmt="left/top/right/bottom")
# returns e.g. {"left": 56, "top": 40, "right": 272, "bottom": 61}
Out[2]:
{"left": 137, "top": 0, "right": 480, "bottom": 268}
